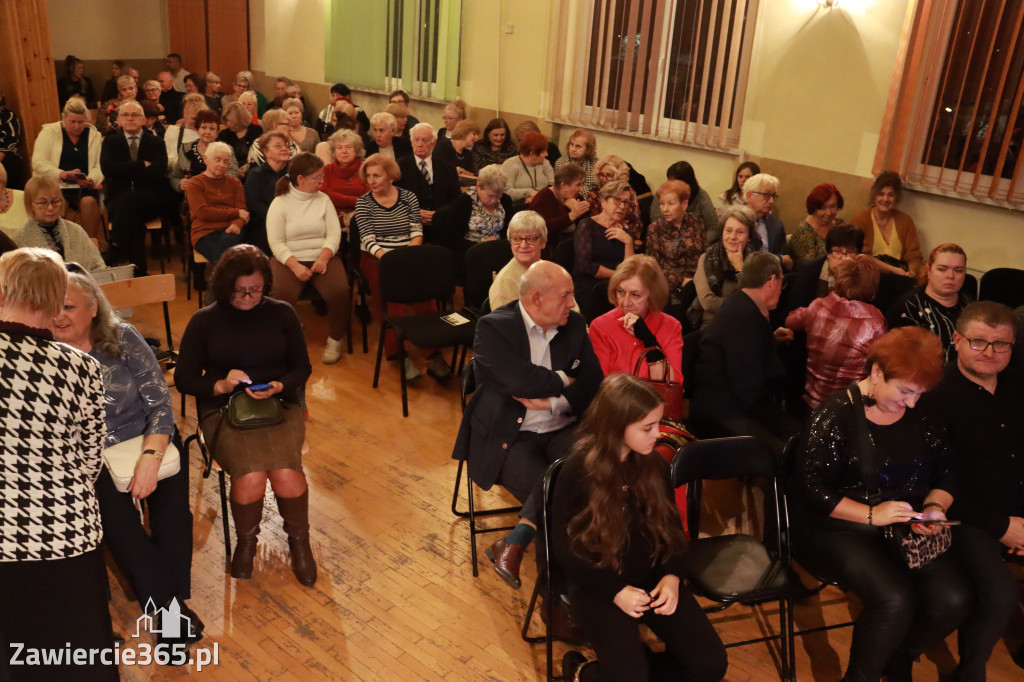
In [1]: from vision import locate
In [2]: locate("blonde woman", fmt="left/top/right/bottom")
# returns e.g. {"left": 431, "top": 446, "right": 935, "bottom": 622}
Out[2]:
{"left": 164, "top": 93, "right": 208, "bottom": 166}
{"left": 282, "top": 97, "right": 318, "bottom": 154}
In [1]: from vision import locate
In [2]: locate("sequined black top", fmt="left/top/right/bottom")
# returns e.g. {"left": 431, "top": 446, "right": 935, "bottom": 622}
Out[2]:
{"left": 795, "top": 390, "right": 955, "bottom": 516}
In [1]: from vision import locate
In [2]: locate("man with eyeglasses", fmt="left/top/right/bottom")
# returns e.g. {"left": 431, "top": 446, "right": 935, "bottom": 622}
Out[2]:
{"left": 99, "top": 100, "right": 172, "bottom": 276}
{"left": 920, "top": 301, "right": 1023, "bottom": 678}
{"left": 742, "top": 173, "right": 791, "bottom": 270}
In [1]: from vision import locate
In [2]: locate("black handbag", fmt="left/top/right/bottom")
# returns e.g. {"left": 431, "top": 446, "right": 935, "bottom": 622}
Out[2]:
{"left": 849, "top": 382, "right": 951, "bottom": 570}
{"left": 223, "top": 391, "right": 283, "bottom": 430}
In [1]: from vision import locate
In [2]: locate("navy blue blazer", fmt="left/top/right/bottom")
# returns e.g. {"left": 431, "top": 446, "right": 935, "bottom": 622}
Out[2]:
{"left": 451, "top": 301, "right": 603, "bottom": 489}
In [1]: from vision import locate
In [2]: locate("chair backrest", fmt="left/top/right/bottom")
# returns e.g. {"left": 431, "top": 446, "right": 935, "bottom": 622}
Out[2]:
{"left": 872, "top": 270, "right": 917, "bottom": 315}
{"left": 979, "top": 267, "right": 1024, "bottom": 308}
{"left": 962, "top": 273, "right": 979, "bottom": 301}
{"left": 464, "top": 239, "right": 513, "bottom": 313}
{"left": 680, "top": 328, "right": 703, "bottom": 397}
{"left": 378, "top": 244, "right": 456, "bottom": 305}
{"left": 671, "top": 436, "right": 781, "bottom": 547}
{"left": 552, "top": 237, "right": 574, "bottom": 271}
{"left": 100, "top": 274, "right": 176, "bottom": 308}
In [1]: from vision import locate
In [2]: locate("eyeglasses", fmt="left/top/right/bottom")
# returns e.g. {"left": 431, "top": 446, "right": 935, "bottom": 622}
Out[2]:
{"left": 120, "top": 112, "right": 143, "bottom": 118}
{"left": 233, "top": 287, "right": 263, "bottom": 299}
{"left": 751, "top": 191, "right": 779, "bottom": 200}
{"left": 265, "top": 143, "right": 287, "bottom": 150}
{"left": 606, "top": 196, "right": 629, "bottom": 206}
{"left": 829, "top": 248, "right": 856, "bottom": 258}
{"left": 963, "top": 338, "right": 1013, "bottom": 353}
{"left": 510, "top": 235, "right": 541, "bottom": 246}
{"left": 32, "top": 199, "right": 63, "bottom": 208}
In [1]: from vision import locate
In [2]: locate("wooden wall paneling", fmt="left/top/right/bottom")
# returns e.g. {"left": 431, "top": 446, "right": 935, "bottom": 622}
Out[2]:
{"left": 206, "top": 0, "right": 250, "bottom": 87}
{"left": 0, "top": 0, "right": 59, "bottom": 159}
{"left": 168, "top": 0, "right": 210, "bottom": 75}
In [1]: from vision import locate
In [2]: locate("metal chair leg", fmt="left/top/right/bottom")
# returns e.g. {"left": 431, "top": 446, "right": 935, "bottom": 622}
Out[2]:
{"left": 397, "top": 337, "right": 409, "bottom": 417}
{"left": 218, "top": 469, "right": 231, "bottom": 561}
{"left": 372, "top": 322, "right": 386, "bottom": 388}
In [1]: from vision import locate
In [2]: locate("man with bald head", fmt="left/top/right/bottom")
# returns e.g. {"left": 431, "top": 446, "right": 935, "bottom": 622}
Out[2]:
{"left": 100, "top": 100, "right": 172, "bottom": 276}
{"left": 156, "top": 71, "right": 183, "bottom": 123}
{"left": 453, "top": 261, "right": 603, "bottom": 592}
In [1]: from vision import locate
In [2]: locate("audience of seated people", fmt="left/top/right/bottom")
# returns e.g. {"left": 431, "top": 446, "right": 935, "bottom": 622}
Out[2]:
{"left": 849, "top": 170, "right": 923, "bottom": 279}
{"left": 554, "top": 128, "right": 598, "bottom": 198}
{"left": 573, "top": 180, "right": 637, "bottom": 321}
{"left": 267, "top": 152, "right": 350, "bottom": 364}
{"left": 12, "top": 63, "right": 1024, "bottom": 680}
{"left": 527, "top": 162, "right": 589, "bottom": 248}
{"left": 646, "top": 179, "right": 706, "bottom": 313}
{"left": 789, "top": 183, "right": 844, "bottom": 268}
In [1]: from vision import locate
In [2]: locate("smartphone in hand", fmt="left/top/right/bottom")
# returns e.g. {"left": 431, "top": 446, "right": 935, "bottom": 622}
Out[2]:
{"left": 246, "top": 382, "right": 274, "bottom": 392}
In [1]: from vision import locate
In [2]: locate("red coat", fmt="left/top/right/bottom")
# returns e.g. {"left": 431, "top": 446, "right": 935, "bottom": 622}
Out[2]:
{"left": 322, "top": 160, "right": 367, "bottom": 214}
{"left": 588, "top": 309, "right": 683, "bottom": 379}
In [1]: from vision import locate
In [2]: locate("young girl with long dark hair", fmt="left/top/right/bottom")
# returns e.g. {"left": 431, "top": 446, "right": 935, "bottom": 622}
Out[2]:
{"left": 555, "top": 374, "right": 727, "bottom": 681}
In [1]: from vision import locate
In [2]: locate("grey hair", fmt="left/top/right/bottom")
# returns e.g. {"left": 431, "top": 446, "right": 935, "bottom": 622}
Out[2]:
{"left": 66, "top": 270, "right": 123, "bottom": 357}
{"left": 717, "top": 204, "right": 757, "bottom": 233}
{"left": 594, "top": 155, "right": 629, "bottom": 182}
{"left": 739, "top": 251, "right": 783, "bottom": 289}
{"left": 234, "top": 70, "right": 254, "bottom": 85}
{"left": 476, "top": 164, "right": 507, "bottom": 193}
{"left": 204, "top": 141, "right": 234, "bottom": 161}
{"left": 743, "top": 173, "right": 780, "bottom": 200}
{"left": 507, "top": 210, "right": 547, "bottom": 243}
{"left": 238, "top": 91, "right": 258, "bottom": 106}
{"left": 370, "top": 112, "right": 398, "bottom": 133}
{"left": 327, "top": 129, "right": 365, "bottom": 160}
{"left": 410, "top": 122, "right": 437, "bottom": 140}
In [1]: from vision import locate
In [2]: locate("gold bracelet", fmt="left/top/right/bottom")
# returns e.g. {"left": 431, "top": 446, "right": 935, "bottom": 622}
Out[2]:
{"left": 142, "top": 448, "right": 165, "bottom": 462}
{"left": 867, "top": 506, "right": 874, "bottom": 526}
{"left": 923, "top": 501, "right": 946, "bottom": 514}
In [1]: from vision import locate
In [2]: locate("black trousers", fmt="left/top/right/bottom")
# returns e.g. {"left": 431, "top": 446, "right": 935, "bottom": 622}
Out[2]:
{"left": 568, "top": 581, "right": 728, "bottom": 682}
{"left": 95, "top": 462, "right": 193, "bottom": 610}
{"left": 108, "top": 189, "right": 167, "bottom": 275}
{"left": 797, "top": 517, "right": 972, "bottom": 682}
{"left": 0, "top": 549, "right": 118, "bottom": 681}
{"left": 498, "top": 426, "right": 577, "bottom": 526}
{"left": 950, "top": 524, "right": 1021, "bottom": 682}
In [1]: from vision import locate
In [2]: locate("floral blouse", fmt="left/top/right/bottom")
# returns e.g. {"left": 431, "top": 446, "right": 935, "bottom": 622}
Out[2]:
{"left": 646, "top": 214, "right": 707, "bottom": 296}
{"left": 465, "top": 187, "right": 506, "bottom": 243}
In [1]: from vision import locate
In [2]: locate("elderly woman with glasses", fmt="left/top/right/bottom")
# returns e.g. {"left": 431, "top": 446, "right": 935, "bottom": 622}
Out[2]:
{"left": 175, "top": 244, "right": 316, "bottom": 586}
{"left": 587, "top": 155, "right": 644, "bottom": 250}
{"left": 441, "top": 164, "right": 512, "bottom": 254}
{"left": 527, "top": 162, "right": 589, "bottom": 248}
{"left": 489, "top": 211, "right": 550, "bottom": 311}
{"left": 574, "top": 180, "right": 637, "bottom": 320}
{"left": 217, "top": 102, "right": 262, "bottom": 174}
{"left": 322, "top": 129, "right": 368, "bottom": 220}
{"left": 13, "top": 176, "right": 105, "bottom": 270}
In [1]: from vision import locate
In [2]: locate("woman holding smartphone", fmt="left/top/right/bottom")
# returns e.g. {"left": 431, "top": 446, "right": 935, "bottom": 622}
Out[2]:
{"left": 555, "top": 374, "right": 727, "bottom": 681}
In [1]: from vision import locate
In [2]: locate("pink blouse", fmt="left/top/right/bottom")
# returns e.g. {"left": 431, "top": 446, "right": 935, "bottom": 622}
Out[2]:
{"left": 786, "top": 292, "right": 887, "bottom": 408}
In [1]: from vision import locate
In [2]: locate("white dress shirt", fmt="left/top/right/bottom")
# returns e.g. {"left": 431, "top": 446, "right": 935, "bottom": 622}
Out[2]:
{"left": 518, "top": 303, "right": 573, "bottom": 434}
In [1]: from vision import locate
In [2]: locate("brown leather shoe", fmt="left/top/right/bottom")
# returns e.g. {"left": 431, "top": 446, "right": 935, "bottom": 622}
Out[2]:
{"left": 542, "top": 602, "right": 588, "bottom": 646}
{"left": 484, "top": 539, "right": 523, "bottom": 589}
{"left": 276, "top": 491, "right": 318, "bottom": 587}
{"left": 229, "top": 499, "right": 263, "bottom": 579}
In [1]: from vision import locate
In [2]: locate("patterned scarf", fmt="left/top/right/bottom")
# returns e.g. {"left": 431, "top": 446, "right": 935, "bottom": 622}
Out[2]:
{"left": 702, "top": 240, "right": 753, "bottom": 295}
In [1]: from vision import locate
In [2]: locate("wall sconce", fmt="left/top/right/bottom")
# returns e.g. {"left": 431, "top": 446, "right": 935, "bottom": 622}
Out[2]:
{"left": 817, "top": 0, "right": 840, "bottom": 7}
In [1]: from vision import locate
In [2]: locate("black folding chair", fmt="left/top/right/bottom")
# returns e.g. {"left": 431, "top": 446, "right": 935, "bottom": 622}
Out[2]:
{"left": 371, "top": 244, "right": 475, "bottom": 416}
{"left": 462, "top": 239, "right": 512, "bottom": 317}
{"left": 520, "top": 457, "right": 569, "bottom": 682}
{"left": 979, "top": 267, "right": 1024, "bottom": 308}
{"left": 450, "top": 358, "right": 523, "bottom": 576}
{"left": 343, "top": 216, "right": 371, "bottom": 353}
{"left": 181, "top": 397, "right": 231, "bottom": 564}
{"left": 671, "top": 436, "right": 799, "bottom": 682}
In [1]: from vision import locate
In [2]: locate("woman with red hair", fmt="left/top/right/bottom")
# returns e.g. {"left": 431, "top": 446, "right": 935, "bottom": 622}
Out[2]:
{"left": 790, "top": 183, "right": 845, "bottom": 267}
{"left": 785, "top": 255, "right": 886, "bottom": 409}
{"left": 500, "top": 131, "right": 554, "bottom": 206}
{"left": 886, "top": 243, "right": 970, "bottom": 362}
{"left": 792, "top": 326, "right": 983, "bottom": 682}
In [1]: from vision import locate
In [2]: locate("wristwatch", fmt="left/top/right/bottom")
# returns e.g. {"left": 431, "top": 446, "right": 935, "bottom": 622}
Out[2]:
{"left": 142, "top": 449, "right": 165, "bottom": 462}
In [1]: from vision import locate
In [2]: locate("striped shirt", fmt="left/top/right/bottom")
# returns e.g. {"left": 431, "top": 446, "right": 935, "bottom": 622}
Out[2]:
{"left": 355, "top": 187, "right": 422, "bottom": 256}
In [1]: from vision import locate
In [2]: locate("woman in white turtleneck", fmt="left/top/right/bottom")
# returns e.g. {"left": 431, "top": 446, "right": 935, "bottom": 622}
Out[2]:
{"left": 266, "top": 152, "right": 350, "bottom": 364}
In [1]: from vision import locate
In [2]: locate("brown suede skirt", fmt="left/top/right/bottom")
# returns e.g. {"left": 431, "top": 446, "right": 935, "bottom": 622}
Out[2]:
{"left": 200, "top": 401, "right": 305, "bottom": 477}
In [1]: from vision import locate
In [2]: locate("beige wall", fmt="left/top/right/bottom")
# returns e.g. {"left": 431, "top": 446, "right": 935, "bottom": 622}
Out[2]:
{"left": 47, "top": 0, "right": 168, "bottom": 60}
{"left": 244, "top": 0, "right": 1023, "bottom": 272}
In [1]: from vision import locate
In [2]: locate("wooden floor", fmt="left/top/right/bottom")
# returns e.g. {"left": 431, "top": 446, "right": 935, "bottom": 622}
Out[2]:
{"left": 106, "top": 252, "right": 1024, "bottom": 681}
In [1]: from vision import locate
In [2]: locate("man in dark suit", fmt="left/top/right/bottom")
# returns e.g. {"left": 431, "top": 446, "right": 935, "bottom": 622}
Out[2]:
{"left": 100, "top": 100, "right": 172, "bottom": 276}
{"left": 744, "top": 173, "right": 792, "bottom": 270}
{"left": 156, "top": 71, "right": 183, "bottom": 124}
{"left": 396, "top": 122, "right": 460, "bottom": 241}
{"left": 452, "top": 261, "right": 602, "bottom": 590}
{"left": 691, "top": 252, "right": 800, "bottom": 452}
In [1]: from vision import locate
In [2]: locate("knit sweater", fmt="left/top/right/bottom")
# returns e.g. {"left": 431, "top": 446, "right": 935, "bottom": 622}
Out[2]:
{"left": 501, "top": 156, "right": 554, "bottom": 202}
{"left": 266, "top": 186, "right": 342, "bottom": 264}
{"left": 13, "top": 218, "right": 105, "bottom": 271}
{"left": 31, "top": 121, "right": 104, "bottom": 185}
{"left": 185, "top": 172, "right": 247, "bottom": 246}
{"left": 322, "top": 160, "right": 367, "bottom": 214}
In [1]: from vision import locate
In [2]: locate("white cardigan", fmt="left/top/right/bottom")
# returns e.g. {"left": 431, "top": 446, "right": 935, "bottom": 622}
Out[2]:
{"left": 31, "top": 121, "right": 104, "bottom": 185}
{"left": 266, "top": 186, "right": 342, "bottom": 264}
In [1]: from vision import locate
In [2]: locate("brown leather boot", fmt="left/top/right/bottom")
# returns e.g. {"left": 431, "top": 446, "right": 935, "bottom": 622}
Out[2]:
{"left": 276, "top": 490, "right": 317, "bottom": 586}
{"left": 229, "top": 498, "right": 263, "bottom": 579}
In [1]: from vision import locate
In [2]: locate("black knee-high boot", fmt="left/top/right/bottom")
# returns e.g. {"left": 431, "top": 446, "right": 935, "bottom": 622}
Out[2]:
{"left": 229, "top": 498, "right": 263, "bottom": 579}
{"left": 276, "top": 490, "right": 317, "bottom": 586}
